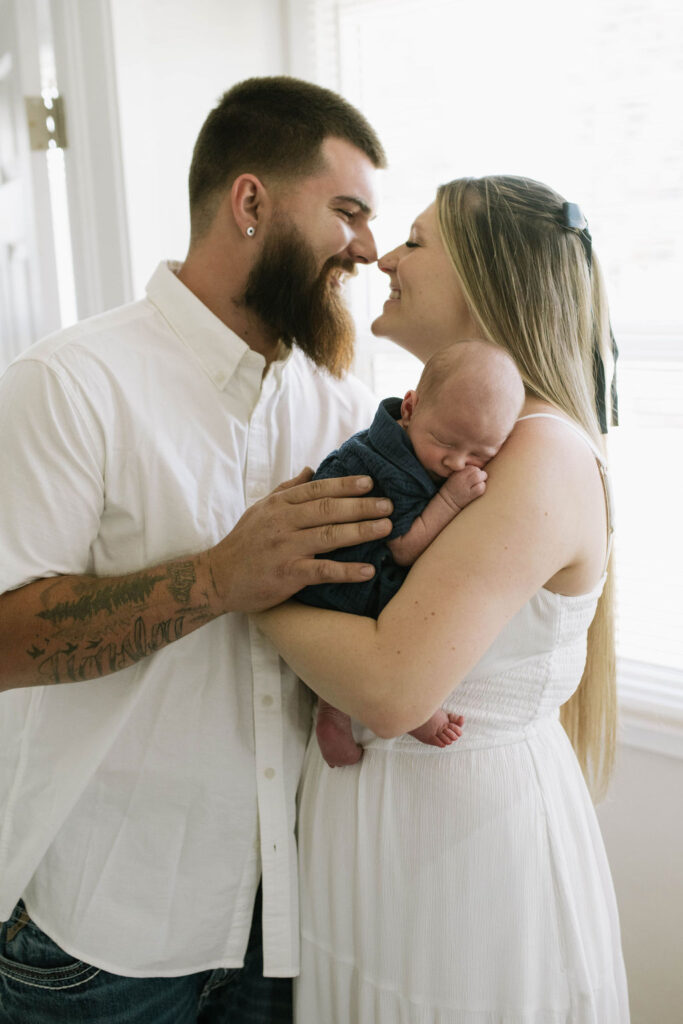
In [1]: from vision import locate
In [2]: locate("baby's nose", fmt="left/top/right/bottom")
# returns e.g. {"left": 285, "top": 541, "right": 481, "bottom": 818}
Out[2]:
{"left": 443, "top": 451, "right": 467, "bottom": 472}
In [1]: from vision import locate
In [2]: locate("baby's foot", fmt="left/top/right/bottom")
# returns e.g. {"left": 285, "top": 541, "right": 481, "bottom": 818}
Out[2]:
{"left": 409, "top": 709, "right": 464, "bottom": 748}
{"left": 316, "top": 702, "right": 363, "bottom": 767}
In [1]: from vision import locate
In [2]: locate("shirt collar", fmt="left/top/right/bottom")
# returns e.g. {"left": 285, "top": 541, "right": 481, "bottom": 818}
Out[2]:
{"left": 367, "top": 397, "right": 413, "bottom": 456}
{"left": 146, "top": 261, "right": 293, "bottom": 391}
{"left": 367, "top": 397, "right": 437, "bottom": 491}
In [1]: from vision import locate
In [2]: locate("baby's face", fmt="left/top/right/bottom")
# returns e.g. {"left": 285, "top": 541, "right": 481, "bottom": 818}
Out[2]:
{"left": 404, "top": 390, "right": 513, "bottom": 481}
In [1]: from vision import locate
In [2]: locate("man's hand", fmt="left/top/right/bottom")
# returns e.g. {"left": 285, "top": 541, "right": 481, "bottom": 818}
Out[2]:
{"left": 0, "top": 472, "right": 392, "bottom": 691}
{"left": 208, "top": 469, "right": 393, "bottom": 613}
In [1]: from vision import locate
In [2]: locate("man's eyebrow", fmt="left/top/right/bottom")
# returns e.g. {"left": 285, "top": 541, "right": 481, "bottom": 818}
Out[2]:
{"left": 333, "top": 194, "right": 373, "bottom": 216}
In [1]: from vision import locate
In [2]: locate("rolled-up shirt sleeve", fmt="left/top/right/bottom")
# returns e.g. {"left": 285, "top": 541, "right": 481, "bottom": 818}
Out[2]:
{"left": 0, "top": 357, "right": 104, "bottom": 594}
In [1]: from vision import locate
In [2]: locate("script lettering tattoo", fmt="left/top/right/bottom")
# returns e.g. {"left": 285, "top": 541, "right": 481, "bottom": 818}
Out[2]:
{"left": 37, "top": 574, "right": 165, "bottom": 626}
{"left": 36, "top": 615, "right": 188, "bottom": 684}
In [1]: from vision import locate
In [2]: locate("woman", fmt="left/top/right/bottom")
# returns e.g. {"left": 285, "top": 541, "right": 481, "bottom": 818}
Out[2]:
{"left": 257, "top": 176, "right": 628, "bottom": 1022}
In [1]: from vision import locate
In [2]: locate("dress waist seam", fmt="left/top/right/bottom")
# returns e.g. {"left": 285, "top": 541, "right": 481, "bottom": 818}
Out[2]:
{"left": 362, "top": 715, "right": 561, "bottom": 755}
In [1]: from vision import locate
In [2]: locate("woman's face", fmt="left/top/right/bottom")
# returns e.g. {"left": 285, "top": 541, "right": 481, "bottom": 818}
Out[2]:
{"left": 371, "top": 202, "right": 483, "bottom": 361}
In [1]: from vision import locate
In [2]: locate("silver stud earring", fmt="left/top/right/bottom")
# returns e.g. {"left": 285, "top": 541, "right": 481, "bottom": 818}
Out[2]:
{"left": 246, "top": 226, "right": 255, "bottom": 237}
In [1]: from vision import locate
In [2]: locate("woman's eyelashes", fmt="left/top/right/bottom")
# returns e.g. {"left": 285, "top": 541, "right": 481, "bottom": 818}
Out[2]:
{"left": 405, "top": 240, "right": 420, "bottom": 249}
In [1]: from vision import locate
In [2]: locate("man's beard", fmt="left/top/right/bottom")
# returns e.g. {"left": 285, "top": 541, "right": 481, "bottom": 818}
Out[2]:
{"left": 242, "top": 220, "right": 356, "bottom": 377}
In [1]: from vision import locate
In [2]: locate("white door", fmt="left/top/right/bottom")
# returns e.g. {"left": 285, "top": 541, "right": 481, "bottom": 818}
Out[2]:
{"left": 0, "top": 0, "right": 62, "bottom": 369}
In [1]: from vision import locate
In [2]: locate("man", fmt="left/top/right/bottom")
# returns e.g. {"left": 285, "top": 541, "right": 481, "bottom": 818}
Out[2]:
{"left": 0, "top": 77, "right": 390, "bottom": 1022}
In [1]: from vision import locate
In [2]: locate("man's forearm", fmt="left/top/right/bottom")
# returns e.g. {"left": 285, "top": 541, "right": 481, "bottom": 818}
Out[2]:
{"left": 0, "top": 554, "right": 220, "bottom": 692}
{"left": 0, "top": 471, "right": 396, "bottom": 693}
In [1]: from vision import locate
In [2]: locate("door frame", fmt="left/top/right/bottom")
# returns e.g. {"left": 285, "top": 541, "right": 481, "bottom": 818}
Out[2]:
{"left": 49, "top": 0, "right": 133, "bottom": 318}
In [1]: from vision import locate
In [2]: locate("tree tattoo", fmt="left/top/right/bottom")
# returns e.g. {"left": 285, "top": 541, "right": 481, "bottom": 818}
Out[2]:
{"left": 27, "top": 562, "right": 209, "bottom": 686}
{"left": 37, "top": 574, "right": 164, "bottom": 625}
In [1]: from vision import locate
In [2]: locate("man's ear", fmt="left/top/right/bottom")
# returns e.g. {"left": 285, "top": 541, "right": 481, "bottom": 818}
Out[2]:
{"left": 400, "top": 389, "right": 419, "bottom": 426}
{"left": 231, "top": 173, "right": 268, "bottom": 238}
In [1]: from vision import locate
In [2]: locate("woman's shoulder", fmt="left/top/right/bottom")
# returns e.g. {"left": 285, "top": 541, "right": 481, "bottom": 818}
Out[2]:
{"left": 480, "top": 402, "right": 607, "bottom": 545}
{"left": 515, "top": 405, "right": 600, "bottom": 444}
{"left": 498, "top": 404, "right": 605, "bottom": 479}
{"left": 482, "top": 403, "right": 609, "bottom": 593}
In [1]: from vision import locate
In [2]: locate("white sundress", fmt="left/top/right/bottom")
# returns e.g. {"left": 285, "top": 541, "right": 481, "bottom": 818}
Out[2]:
{"left": 295, "top": 415, "right": 629, "bottom": 1023}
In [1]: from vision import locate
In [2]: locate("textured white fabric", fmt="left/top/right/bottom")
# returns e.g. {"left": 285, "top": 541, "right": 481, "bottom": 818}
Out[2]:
{"left": 0, "top": 261, "right": 377, "bottom": 977}
{"left": 295, "top": 431, "right": 629, "bottom": 1021}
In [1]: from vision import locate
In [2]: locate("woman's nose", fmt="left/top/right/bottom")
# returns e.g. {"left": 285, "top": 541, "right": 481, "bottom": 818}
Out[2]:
{"left": 377, "top": 247, "right": 399, "bottom": 274}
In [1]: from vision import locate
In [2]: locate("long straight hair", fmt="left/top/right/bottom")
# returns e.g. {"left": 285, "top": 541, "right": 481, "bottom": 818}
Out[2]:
{"left": 436, "top": 176, "right": 616, "bottom": 800}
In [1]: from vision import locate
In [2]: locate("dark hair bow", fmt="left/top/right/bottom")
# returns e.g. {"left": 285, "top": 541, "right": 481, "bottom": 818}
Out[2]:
{"left": 561, "top": 202, "right": 619, "bottom": 433}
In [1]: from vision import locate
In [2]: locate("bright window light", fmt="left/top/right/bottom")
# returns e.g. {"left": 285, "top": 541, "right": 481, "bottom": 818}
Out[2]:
{"left": 294, "top": 0, "right": 683, "bottom": 680}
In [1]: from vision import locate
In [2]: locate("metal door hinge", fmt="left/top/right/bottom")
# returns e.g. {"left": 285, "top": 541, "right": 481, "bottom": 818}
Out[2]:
{"left": 25, "top": 95, "right": 67, "bottom": 150}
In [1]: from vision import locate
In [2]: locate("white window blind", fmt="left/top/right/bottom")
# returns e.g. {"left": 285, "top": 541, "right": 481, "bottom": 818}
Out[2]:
{"left": 287, "top": 0, "right": 683, "bottom": 739}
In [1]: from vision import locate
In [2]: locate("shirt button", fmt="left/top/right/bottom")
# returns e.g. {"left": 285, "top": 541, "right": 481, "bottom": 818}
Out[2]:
{"left": 261, "top": 695, "right": 274, "bottom": 707}
{"left": 264, "top": 767, "right": 275, "bottom": 780}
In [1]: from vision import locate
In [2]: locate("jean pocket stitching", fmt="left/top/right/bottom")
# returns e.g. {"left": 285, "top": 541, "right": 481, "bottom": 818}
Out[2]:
{"left": 0, "top": 952, "right": 101, "bottom": 990}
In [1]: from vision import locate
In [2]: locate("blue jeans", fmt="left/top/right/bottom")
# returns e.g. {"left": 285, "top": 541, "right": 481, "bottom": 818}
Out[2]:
{"left": 0, "top": 890, "right": 292, "bottom": 1023}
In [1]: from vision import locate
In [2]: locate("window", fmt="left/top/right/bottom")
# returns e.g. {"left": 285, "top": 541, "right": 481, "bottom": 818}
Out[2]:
{"left": 288, "top": 0, "right": 683, "bottom": 753}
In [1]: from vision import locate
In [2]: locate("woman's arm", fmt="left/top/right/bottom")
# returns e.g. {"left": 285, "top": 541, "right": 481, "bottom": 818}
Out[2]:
{"left": 256, "top": 417, "right": 606, "bottom": 736}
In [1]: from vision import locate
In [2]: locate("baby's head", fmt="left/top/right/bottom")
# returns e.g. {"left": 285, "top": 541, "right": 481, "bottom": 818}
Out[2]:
{"left": 399, "top": 339, "right": 525, "bottom": 480}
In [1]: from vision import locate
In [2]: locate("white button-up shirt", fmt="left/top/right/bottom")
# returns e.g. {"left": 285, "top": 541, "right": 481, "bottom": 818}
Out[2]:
{"left": 0, "top": 262, "right": 376, "bottom": 977}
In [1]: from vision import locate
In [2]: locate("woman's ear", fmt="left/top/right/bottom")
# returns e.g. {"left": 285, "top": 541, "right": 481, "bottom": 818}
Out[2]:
{"left": 400, "top": 390, "right": 419, "bottom": 426}
{"left": 231, "top": 173, "right": 267, "bottom": 239}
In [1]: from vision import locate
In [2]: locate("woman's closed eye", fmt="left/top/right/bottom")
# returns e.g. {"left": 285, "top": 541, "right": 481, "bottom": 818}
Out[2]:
{"left": 404, "top": 240, "right": 420, "bottom": 249}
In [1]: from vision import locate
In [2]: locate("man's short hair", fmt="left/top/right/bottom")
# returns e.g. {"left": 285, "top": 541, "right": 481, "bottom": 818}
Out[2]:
{"left": 188, "top": 76, "right": 387, "bottom": 240}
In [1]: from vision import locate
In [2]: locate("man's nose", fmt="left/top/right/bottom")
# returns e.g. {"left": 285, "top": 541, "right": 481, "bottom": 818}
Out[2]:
{"left": 348, "top": 223, "right": 378, "bottom": 264}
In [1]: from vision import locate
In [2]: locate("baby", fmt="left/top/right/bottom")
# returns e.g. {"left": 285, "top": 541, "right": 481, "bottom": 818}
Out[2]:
{"left": 296, "top": 339, "right": 525, "bottom": 766}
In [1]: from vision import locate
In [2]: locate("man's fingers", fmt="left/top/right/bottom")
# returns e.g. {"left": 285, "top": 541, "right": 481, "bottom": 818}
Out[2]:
{"left": 282, "top": 473, "right": 375, "bottom": 504}
{"left": 267, "top": 472, "right": 393, "bottom": 529}
{"left": 268, "top": 492, "right": 393, "bottom": 530}
{"left": 295, "top": 557, "right": 378, "bottom": 585}
{"left": 273, "top": 467, "right": 314, "bottom": 492}
{"left": 299, "top": 517, "right": 393, "bottom": 554}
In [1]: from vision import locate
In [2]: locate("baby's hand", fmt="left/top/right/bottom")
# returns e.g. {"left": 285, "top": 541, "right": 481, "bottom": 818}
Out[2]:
{"left": 438, "top": 466, "right": 487, "bottom": 512}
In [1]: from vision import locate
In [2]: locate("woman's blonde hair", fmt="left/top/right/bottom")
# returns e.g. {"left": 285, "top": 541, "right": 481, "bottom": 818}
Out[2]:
{"left": 436, "top": 175, "right": 616, "bottom": 800}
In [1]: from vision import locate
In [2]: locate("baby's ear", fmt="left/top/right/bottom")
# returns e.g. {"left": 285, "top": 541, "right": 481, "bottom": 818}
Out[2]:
{"left": 400, "top": 389, "right": 419, "bottom": 425}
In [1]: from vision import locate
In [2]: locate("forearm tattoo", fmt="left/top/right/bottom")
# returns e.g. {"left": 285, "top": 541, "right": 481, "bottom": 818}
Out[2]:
{"left": 27, "top": 562, "right": 210, "bottom": 686}
{"left": 167, "top": 562, "right": 196, "bottom": 604}
{"left": 36, "top": 573, "right": 164, "bottom": 625}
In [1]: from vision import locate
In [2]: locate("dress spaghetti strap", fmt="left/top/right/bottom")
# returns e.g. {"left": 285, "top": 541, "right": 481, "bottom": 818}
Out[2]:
{"left": 516, "top": 413, "right": 614, "bottom": 571}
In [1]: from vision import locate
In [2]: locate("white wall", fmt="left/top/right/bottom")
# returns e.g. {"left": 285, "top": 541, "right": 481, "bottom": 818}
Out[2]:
{"left": 598, "top": 743, "right": 683, "bottom": 1023}
{"left": 109, "top": 0, "right": 286, "bottom": 297}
